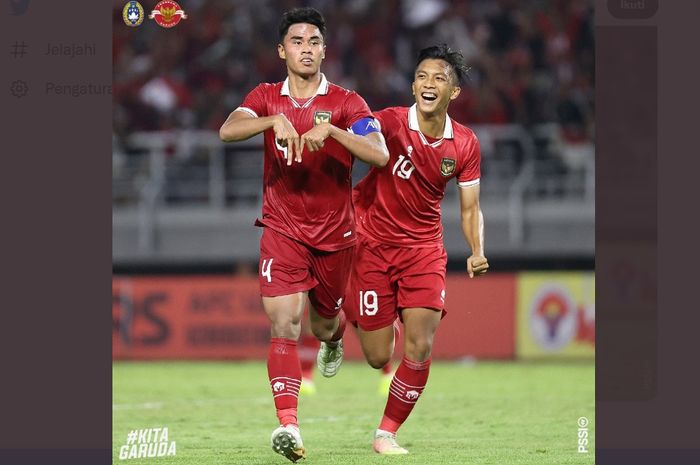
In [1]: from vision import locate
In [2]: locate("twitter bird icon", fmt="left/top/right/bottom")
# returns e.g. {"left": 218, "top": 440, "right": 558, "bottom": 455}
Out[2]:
{"left": 9, "top": 0, "right": 30, "bottom": 15}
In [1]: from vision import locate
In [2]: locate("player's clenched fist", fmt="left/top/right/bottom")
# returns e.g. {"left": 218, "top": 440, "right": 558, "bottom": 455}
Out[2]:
{"left": 272, "top": 113, "right": 302, "bottom": 165}
{"left": 467, "top": 255, "right": 489, "bottom": 278}
{"left": 300, "top": 122, "right": 332, "bottom": 153}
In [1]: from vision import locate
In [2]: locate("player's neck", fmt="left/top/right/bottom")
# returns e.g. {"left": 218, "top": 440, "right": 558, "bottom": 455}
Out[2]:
{"left": 417, "top": 110, "right": 447, "bottom": 139}
{"left": 286, "top": 72, "right": 322, "bottom": 99}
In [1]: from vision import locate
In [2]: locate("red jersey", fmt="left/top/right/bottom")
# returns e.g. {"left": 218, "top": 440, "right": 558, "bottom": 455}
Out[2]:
{"left": 236, "top": 74, "right": 373, "bottom": 251}
{"left": 354, "top": 105, "right": 481, "bottom": 246}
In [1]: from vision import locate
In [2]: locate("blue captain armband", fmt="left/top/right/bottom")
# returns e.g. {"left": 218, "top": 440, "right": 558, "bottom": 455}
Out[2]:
{"left": 348, "top": 117, "right": 381, "bottom": 136}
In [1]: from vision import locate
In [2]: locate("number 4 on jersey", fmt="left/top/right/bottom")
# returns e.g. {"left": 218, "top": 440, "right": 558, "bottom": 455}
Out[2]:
{"left": 261, "top": 258, "right": 273, "bottom": 283}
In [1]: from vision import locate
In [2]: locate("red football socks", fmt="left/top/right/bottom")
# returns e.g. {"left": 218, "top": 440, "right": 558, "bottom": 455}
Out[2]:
{"left": 380, "top": 319, "right": 401, "bottom": 375}
{"left": 330, "top": 310, "right": 346, "bottom": 343}
{"left": 381, "top": 361, "right": 393, "bottom": 375}
{"left": 267, "top": 338, "right": 301, "bottom": 426}
{"left": 299, "top": 334, "right": 320, "bottom": 379}
{"left": 379, "top": 356, "right": 431, "bottom": 434}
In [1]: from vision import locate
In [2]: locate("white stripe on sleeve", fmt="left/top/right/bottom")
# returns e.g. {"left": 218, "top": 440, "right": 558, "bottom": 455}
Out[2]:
{"left": 234, "top": 106, "right": 258, "bottom": 118}
{"left": 458, "top": 178, "right": 480, "bottom": 188}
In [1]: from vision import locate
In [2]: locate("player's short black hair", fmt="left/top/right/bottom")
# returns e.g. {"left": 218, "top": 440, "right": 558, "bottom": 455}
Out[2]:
{"left": 415, "top": 44, "right": 469, "bottom": 84}
{"left": 278, "top": 7, "right": 326, "bottom": 42}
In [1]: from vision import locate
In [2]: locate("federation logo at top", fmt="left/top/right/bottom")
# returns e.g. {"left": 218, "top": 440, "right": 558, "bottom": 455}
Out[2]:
{"left": 122, "top": 1, "right": 144, "bottom": 27}
{"left": 149, "top": 1, "right": 188, "bottom": 28}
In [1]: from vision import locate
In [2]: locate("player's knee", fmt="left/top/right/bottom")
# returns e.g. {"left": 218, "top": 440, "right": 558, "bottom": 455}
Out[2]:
{"left": 310, "top": 325, "right": 333, "bottom": 341}
{"left": 270, "top": 316, "right": 301, "bottom": 339}
{"left": 365, "top": 350, "right": 392, "bottom": 369}
{"left": 404, "top": 337, "right": 433, "bottom": 361}
{"left": 310, "top": 319, "right": 336, "bottom": 341}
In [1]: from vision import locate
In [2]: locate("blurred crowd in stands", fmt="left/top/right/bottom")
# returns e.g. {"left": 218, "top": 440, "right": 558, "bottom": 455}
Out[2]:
{"left": 113, "top": 0, "right": 594, "bottom": 143}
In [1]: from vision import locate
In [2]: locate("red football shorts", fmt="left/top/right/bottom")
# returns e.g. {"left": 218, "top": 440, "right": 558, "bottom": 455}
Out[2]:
{"left": 345, "top": 234, "right": 448, "bottom": 331}
{"left": 258, "top": 227, "right": 354, "bottom": 319}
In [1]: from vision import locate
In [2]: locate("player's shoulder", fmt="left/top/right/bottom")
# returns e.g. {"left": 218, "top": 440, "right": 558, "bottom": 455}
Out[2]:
{"left": 374, "top": 106, "right": 408, "bottom": 125}
{"left": 326, "top": 82, "right": 365, "bottom": 103}
{"left": 376, "top": 106, "right": 408, "bottom": 118}
{"left": 450, "top": 117, "right": 478, "bottom": 140}
{"left": 251, "top": 81, "right": 283, "bottom": 95}
{"left": 450, "top": 118, "right": 480, "bottom": 150}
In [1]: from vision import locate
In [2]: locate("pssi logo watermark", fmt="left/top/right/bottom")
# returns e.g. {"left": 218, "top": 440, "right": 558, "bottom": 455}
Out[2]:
{"left": 119, "top": 427, "right": 176, "bottom": 460}
{"left": 577, "top": 417, "right": 589, "bottom": 453}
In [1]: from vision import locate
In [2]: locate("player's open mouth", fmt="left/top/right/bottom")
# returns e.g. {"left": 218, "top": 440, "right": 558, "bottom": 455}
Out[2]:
{"left": 301, "top": 58, "right": 313, "bottom": 65}
{"left": 420, "top": 92, "right": 437, "bottom": 102}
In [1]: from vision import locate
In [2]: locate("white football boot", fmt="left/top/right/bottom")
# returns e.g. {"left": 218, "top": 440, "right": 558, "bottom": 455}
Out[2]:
{"left": 271, "top": 424, "right": 306, "bottom": 462}
{"left": 316, "top": 340, "right": 344, "bottom": 378}
{"left": 373, "top": 429, "right": 409, "bottom": 455}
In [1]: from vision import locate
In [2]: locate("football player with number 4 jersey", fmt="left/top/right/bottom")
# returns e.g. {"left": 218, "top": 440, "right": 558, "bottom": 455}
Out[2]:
{"left": 219, "top": 7, "right": 388, "bottom": 463}
{"left": 346, "top": 44, "right": 489, "bottom": 455}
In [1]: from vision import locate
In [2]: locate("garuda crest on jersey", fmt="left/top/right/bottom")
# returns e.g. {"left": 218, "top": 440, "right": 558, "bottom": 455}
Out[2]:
{"left": 314, "top": 111, "right": 332, "bottom": 126}
{"left": 440, "top": 158, "right": 456, "bottom": 176}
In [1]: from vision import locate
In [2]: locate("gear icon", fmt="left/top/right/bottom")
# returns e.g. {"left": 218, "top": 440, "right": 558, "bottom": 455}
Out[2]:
{"left": 10, "top": 80, "right": 29, "bottom": 98}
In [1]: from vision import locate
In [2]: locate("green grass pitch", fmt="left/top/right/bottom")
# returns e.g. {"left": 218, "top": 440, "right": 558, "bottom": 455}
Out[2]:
{"left": 113, "top": 361, "right": 594, "bottom": 464}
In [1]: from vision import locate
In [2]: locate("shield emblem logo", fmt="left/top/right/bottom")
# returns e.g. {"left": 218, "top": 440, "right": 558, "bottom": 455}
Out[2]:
{"left": 440, "top": 158, "right": 456, "bottom": 176}
{"left": 314, "top": 111, "right": 332, "bottom": 126}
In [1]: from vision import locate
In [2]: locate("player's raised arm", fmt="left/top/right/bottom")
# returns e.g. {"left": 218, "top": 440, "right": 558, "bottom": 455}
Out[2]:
{"left": 219, "top": 110, "right": 273, "bottom": 142}
{"left": 299, "top": 119, "right": 388, "bottom": 167}
{"left": 327, "top": 122, "right": 389, "bottom": 167}
{"left": 299, "top": 90, "right": 389, "bottom": 167}
{"left": 220, "top": 111, "right": 303, "bottom": 165}
{"left": 459, "top": 183, "right": 489, "bottom": 278}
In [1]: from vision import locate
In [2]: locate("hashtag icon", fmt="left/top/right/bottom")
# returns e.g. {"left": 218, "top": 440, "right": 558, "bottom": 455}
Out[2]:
{"left": 10, "top": 41, "right": 28, "bottom": 58}
{"left": 126, "top": 430, "right": 138, "bottom": 445}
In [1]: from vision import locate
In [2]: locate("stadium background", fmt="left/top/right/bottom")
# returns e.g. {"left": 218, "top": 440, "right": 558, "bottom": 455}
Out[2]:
{"left": 112, "top": 1, "right": 594, "bottom": 462}
{"left": 113, "top": 0, "right": 594, "bottom": 362}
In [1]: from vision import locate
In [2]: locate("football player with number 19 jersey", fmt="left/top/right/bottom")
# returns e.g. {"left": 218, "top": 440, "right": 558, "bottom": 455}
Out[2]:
{"left": 346, "top": 44, "right": 489, "bottom": 455}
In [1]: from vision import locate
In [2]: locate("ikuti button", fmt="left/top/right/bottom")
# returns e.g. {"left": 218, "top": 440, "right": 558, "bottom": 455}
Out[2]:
{"left": 607, "top": 0, "right": 658, "bottom": 19}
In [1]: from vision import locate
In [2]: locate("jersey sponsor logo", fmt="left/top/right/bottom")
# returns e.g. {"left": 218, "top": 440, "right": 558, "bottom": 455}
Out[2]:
{"left": 313, "top": 111, "right": 332, "bottom": 126}
{"left": 149, "top": 1, "right": 187, "bottom": 28}
{"left": 440, "top": 157, "right": 456, "bottom": 176}
{"left": 123, "top": 1, "right": 145, "bottom": 27}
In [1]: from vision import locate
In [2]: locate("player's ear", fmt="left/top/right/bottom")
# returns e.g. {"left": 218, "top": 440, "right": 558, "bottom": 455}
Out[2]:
{"left": 278, "top": 43, "right": 286, "bottom": 60}
{"left": 450, "top": 86, "right": 461, "bottom": 101}
{"left": 322, "top": 44, "right": 326, "bottom": 60}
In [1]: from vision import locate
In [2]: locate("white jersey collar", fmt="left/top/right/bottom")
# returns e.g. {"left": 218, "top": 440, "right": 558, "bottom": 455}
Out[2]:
{"left": 408, "top": 103, "right": 454, "bottom": 140}
{"left": 281, "top": 73, "right": 329, "bottom": 97}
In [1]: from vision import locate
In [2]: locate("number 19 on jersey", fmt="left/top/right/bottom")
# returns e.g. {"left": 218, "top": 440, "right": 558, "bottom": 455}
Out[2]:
{"left": 359, "top": 290, "right": 378, "bottom": 316}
